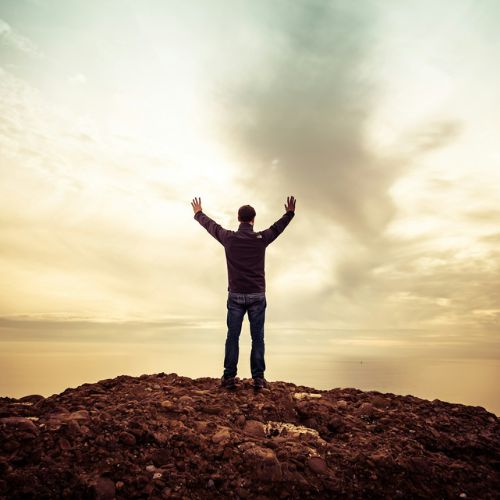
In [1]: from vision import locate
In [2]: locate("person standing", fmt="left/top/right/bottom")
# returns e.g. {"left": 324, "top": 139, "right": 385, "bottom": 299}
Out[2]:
{"left": 191, "top": 196, "right": 296, "bottom": 390}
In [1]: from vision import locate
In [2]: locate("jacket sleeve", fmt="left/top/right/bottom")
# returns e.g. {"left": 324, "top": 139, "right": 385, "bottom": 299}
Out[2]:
{"left": 193, "top": 211, "right": 231, "bottom": 246}
{"left": 261, "top": 211, "right": 295, "bottom": 246}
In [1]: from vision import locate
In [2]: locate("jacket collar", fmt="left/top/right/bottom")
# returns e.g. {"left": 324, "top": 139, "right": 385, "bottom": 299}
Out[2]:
{"left": 238, "top": 222, "right": 254, "bottom": 232}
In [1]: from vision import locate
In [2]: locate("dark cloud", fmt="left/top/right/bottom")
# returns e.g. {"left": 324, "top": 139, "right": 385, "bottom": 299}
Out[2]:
{"left": 215, "top": 2, "right": 400, "bottom": 242}
{"left": 405, "top": 120, "right": 462, "bottom": 155}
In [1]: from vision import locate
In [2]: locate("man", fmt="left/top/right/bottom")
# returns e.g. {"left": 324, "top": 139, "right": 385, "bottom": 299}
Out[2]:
{"left": 191, "top": 196, "right": 296, "bottom": 390}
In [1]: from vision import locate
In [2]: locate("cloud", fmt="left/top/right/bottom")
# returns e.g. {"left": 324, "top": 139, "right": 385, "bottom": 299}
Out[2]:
{"left": 0, "top": 18, "right": 42, "bottom": 57}
{"left": 68, "top": 73, "right": 87, "bottom": 85}
{"left": 215, "top": 2, "right": 397, "bottom": 242}
{"left": 403, "top": 119, "right": 462, "bottom": 155}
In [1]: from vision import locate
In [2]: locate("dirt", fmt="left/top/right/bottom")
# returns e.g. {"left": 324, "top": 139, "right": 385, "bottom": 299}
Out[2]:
{"left": 0, "top": 372, "right": 498, "bottom": 499}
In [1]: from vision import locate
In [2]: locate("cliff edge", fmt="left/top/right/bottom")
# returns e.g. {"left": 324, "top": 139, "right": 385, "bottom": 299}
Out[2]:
{"left": 1, "top": 372, "right": 498, "bottom": 499}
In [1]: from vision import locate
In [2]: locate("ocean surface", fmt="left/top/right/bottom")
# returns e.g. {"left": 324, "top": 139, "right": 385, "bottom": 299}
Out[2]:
{"left": 1, "top": 323, "right": 499, "bottom": 416}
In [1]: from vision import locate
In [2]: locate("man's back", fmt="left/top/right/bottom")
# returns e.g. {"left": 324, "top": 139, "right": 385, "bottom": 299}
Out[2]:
{"left": 192, "top": 199, "right": 295, "bottom": 293}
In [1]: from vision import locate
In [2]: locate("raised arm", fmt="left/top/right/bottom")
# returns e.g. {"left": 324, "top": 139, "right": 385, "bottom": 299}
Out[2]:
{"left": 261, "top": 196, "right": 296, "bottom": 246}
{"left": 191, "top": 197, "right": 231, "bottom": 246}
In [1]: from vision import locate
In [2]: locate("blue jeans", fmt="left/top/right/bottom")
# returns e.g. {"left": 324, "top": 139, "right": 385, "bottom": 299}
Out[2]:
{"left": 223, "top": 291, "right": 267, "bottom": 379}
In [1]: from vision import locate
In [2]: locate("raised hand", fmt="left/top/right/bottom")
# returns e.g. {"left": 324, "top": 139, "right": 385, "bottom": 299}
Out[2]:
{"left": 191, "top": 196, "right": 202, "bottom": 214}
{"left": 284, "top": 195, "right": 296, "bottom": 213}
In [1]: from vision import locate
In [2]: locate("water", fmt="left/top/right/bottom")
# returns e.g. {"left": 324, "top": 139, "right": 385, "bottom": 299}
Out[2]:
{"left": 1, "top": 323, "right": 499, "bottom": 416}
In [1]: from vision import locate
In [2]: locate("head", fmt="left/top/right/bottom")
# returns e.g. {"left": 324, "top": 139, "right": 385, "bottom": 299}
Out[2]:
{"left": 238, "top": 204, "right": 256, "bottom": 224}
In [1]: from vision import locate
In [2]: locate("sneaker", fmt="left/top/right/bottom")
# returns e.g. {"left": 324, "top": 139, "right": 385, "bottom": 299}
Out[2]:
{"left": 220, "top": 375, "right": 238, "bottom": 389}
{"left": 253, "top": 377, "right": 267, "bottom": 390}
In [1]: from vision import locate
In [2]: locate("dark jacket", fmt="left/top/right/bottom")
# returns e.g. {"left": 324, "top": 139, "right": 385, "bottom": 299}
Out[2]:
{"left": 194, "top": 210, "right": 295, "bottom": 293}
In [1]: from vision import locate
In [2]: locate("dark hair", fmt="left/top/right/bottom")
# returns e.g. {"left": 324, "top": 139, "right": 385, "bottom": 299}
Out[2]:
{"left": 238, "top": 204, "right": 256, "bottom": 223}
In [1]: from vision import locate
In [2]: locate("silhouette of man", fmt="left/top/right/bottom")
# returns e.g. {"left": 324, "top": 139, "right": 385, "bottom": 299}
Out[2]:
{"left": 191, "top": 196, "right": 296, "bottom": 390}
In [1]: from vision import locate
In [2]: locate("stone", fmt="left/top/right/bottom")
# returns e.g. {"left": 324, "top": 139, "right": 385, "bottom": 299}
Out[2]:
{"left": 58, "top": 437, "right": 72, "bottom": 450}
{"left": 68, "top": 410, "right": 90, "bottom": 421}
{"left": 371, "top": 396, "right": 390, "bottom": 409}
{"left": 94, "top": 476, "right": 115, "bottom": 500}
{"left": 118, "top": 431, "right": 136, "bottom": 446}
{"left": 243, "top": 419, "right": 266, "bottom": 438}
{"left": 356, "top": 402, "right": 375, "bottom": 416}
{"left": 243, "top": 446, "right": 282, "bottom": 481}
{"left": 212, "top": 427, "right": 232, "bottom": 445}
{"left": 160, "top": 400, "right": 176, "bottom": 411}
{"left": 307, "top": 456, "right": 329, "bottom": 475}
{"left": 0, "top": 417, "right": 38, "bottom": 434}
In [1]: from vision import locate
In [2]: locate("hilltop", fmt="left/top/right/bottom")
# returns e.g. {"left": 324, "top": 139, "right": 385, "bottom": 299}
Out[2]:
{"left": 0, "top": 372, "right": 498, "bottom": 499}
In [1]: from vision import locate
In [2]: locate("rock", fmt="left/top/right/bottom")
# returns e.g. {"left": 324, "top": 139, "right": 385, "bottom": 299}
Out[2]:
{"left": 160, "top": 400, "right": 175, "bottom": 411}
{"left": 212, "top": 427, "right": 232, "bottom": 445}
{"left": 18, "top": 394, "right": 45, "bottom": 403}
{"left": 94, "top": 476, "right": 115, "bottom": 500}
{"left": 243, "top": 419, "right": 266, "bottom": 438}
{"left": 236, "top": 487, "right": 250, "bottom": 497}
{"left": 58, "top": 437, "right": 72, "bottom": 450}
{"left": 355, "top": 402, "right": 375, "bottom": 416}
{"left": 242, "top": 446, "right": 282, "bottom": 481}
{"left": 67, "top": 410, "right": 90, "bottom": 421}
{"left": 307, "top": 456, "right": 329, "bottom": 475}
{"left": 371, "top": 395, "right": 390, "bottom": 409}
{"left": 118, "top": 431, "right": 136, "bottom": 445}
{"left": 369, "top": 449, "right": 393, "bottom": 466}
{"left": 294, "top": 392, "right": 322, "bottom": 400}
{"left": 2, "top": 439, "right": 20, "bottom": 451}
{"left": 151, "top": 448, "right": 171, "bottom": 467}
{"left": 0, "top": 416, "right": 38, "bottom": 434}
{"left": 201, "top": 405, "right": 224, "bottom": 415}
{"left": 327, "top": 416, "right": 344, "bottom": 433}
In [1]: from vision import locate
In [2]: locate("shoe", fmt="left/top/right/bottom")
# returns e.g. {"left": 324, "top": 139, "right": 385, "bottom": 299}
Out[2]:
{"left": 253, "top": 377, "right": 267, "bottom": 390}
{"left": 220, "top": 375, "right": 238, "bottom": 389}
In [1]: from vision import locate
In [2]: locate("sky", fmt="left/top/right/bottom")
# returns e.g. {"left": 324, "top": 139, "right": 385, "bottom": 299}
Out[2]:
{"left": 1, "top": 1, "right": 499, "bottom": 404}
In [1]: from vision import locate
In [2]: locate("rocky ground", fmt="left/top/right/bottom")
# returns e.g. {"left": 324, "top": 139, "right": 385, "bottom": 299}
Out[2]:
{"left": 0, "top": 372, "right": 498, "bottom": 499}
